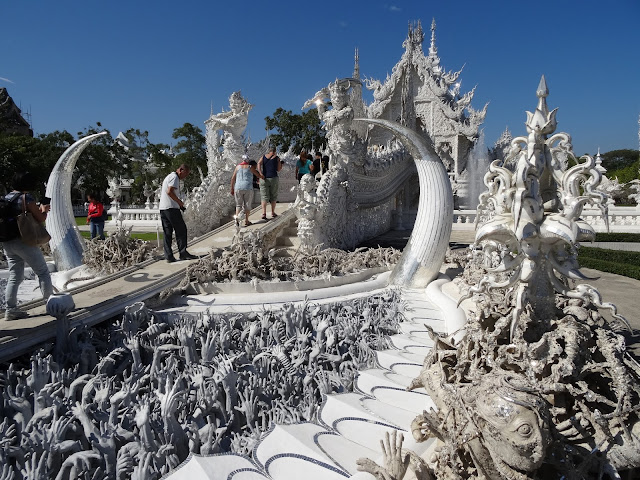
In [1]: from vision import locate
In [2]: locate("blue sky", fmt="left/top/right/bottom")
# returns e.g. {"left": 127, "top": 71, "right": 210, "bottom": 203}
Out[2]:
{"left": 2, "top": 0, "right": 639, "bottom": 156}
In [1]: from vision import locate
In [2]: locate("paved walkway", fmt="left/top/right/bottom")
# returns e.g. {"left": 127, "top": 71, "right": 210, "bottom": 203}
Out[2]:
{"left": 0, "top": 205, "right": 294, "bottom": 363}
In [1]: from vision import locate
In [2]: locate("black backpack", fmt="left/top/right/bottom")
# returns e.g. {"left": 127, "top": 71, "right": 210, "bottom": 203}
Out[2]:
{"left": 0, "top": 194, "right": 20, "bottom": 242}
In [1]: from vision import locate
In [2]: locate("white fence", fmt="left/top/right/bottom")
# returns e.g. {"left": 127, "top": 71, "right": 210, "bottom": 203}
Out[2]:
{"left": 450, "top": 206, "right": 640, "bottom": 233}
{"left": 83, "top": 204, "right": 640, "bottom": 234}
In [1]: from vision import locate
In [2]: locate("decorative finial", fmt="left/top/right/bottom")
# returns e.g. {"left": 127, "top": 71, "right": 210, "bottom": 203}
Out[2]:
{"left": 429, "top": 18, "right": 437, "bottom": 57}
{"left": 536, "top": 75, "right": 549, "bottom": 99}
{"left": 353, "top": 47, "right": 360, "bottom": 80}
{"left": 595, "top": 148, "right": 606, "bottom": 174}
{"left": 526, "top": 75, "right": 556, "bottom": 136}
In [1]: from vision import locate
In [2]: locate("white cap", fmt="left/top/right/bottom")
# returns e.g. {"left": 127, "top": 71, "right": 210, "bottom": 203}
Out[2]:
{"left": 242, "top": 154, "right": 248, "bottom": 160}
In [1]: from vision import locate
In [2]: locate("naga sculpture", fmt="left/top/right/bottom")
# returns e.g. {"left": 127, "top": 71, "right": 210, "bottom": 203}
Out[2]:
{"left": 358, "top": 78, "right": 640, "bottom": 478}
{"left": 45, "top": 132, "right": 108, "bottom": 271}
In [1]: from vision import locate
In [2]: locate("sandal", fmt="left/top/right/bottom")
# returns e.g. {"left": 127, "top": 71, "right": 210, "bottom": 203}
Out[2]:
{"left": 261, "top": 214, "right": 267, "bottom": 220}
{"left": 245, "top": 221, "right": 253, "bottom": 226}
{"left": 271, "top": 213, "right": 278, "bottom": 218}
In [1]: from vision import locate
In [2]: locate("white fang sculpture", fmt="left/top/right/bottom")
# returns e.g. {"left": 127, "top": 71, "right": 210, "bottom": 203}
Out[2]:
{"left": 45, "top": 132, "right": 108, "bottom": 270}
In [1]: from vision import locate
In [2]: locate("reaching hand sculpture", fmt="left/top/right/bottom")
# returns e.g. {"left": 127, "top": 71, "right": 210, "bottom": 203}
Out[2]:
{"left": 0, "top": 290, "right": 406, "bottom": 479}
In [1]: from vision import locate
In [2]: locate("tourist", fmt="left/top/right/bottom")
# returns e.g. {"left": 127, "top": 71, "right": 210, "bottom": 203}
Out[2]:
{"left": 159, "top": 164, "right": 197, "bottom": 262}
{"left": 86, "top": 192, "right": 106, "bottom": 240}
{"left": 257, "top": 147, "right": 282, "bottom": 220}
{"left": 313, "top": 151, "right": 322, "bottom": 177}
{"left": 295, "top": 151, "right": 313, "bottom": 183}
{"left": 2, "top": 172, "right": 54, "bottom": 320}
{"left": 321, "top": 155, "right": 330, "bottom": 174}
{"left": 231, "top": 155, "right": 263, "bottom": 226}
{"left": 249, "top": 158, "right": 260, "bottom": 203}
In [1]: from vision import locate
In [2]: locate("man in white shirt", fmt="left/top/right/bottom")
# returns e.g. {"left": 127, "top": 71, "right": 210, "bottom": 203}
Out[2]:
{"left": 159, "top": 164, "right": 197, "bottom": 262}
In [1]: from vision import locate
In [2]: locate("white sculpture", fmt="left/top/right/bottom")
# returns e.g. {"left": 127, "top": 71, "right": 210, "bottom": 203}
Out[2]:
{"left": 296, "top": 21, "right": 484, "bottom": 252}
{"left": 356, "top": 77, "right": 640, "bottom": 479}
{"left": 184, "top": 91, "right": 266, "bottom": 238}
{"left": 353, "top": 118, "right": 453, "bottom": 289}
{"left": 45, "top": 132, "right": 108, "bottom": 271}
{"left": 46, "top": 293, "right": 75, "bottom": 362}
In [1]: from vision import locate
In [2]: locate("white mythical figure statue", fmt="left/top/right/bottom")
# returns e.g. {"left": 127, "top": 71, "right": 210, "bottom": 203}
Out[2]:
{"left": 184, "top": 91, "right": 264, "bottom": 238}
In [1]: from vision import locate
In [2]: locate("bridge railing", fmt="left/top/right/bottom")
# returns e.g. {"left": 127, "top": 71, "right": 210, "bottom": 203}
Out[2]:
{"left": 450, "top": 206, "right": 640, "bottom": 233}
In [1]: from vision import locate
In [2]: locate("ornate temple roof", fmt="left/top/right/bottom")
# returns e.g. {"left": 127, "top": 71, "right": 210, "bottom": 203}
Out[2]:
{"left": 0, "top": 87, "right": 33, "bottom": 137}
{"left": 365, "top": 20, "right": 486, "bottom": 141}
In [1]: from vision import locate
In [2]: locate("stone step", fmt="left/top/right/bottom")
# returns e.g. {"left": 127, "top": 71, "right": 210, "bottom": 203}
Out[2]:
{"left": 355, "top": 369, "right": 433, "bottom": 413}
{"left": 271, "top": 247, "right": 297, "bottom": 258}
{"left": 374, "top": 348, "right": 426, "bottom": 369}
{"left": 276, "top": 235, "right": 301, "bottom": 247}
{"left": 388, "top": 333, "right": 433, "bottom": 353}
{"left": 318, "top": 392, "right": 435, "bottom": 456}
{"left": 318, "top": 393, "right": 407, "bottom": 452}
{"left": 254, "top": 423, "right": 377, "bottom": 478}
{"left": 322, "top": 391, "right": 416, "bottom": 430}
{"left": 168, "top": 453, "right": 268, "bottom": 479}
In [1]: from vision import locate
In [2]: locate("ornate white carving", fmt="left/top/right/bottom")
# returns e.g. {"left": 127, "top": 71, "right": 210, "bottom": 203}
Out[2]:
{"left": 355, "top": 118, "right": 453, "bottom": 288}
{"left": 184, "top": 91, "right": 265, "bottom": 238}
{"left": 297, "top": 22, "right": 484, "bottom": 252}
{"left": 357, "top": 76, "right": 640, "bottom": 480}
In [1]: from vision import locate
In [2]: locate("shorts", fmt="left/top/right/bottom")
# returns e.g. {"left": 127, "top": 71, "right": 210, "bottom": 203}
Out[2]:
{"left": 260, "top": 177, "right": 279, "bottom": 203}
{"left": 234, "top": 189, "right": 252, "bottom": 211}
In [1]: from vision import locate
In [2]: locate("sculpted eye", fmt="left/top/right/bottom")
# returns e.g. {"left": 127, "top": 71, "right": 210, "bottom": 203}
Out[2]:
{"left": 517, "top": 423, "right": 532, "bottom": 437}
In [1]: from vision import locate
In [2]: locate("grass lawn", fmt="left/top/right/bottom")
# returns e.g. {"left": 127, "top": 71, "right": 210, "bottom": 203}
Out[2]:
{"left": 75, "top": 217, "right": 162, "bottom": 242}
{"left": 79, "top": 231, "right": 162, "bottom": 242}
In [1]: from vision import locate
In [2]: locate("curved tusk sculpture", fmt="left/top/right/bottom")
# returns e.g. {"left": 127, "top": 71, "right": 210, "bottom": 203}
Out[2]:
{"left": 45, "top": 132, "right": 108, "bottom": 271}
{"left": 352, "top": 118, "right": 453, "bottom": 288}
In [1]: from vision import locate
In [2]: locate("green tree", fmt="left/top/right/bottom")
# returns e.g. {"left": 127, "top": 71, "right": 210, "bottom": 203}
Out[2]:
{"left": 0, "top": 130, "right": 74, "bottom": 199}
{"left": 123, "top": 128, "right": 171, "bottom": 202}
{"left": 264, "top": 108, "right": 325, "bottom": 154}
{"left": 172, "top": 122, "right": 207, "bottom": 191}
{"left": 601, "top": 149, "right": 639, "bottom": 171}
{"left": 73, "top": 124, "right": 129, "bottom": 201}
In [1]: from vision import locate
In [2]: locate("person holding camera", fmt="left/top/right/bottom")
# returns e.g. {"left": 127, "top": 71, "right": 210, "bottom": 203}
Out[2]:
{"left": 159, "top": 164, "right": 197, "bottom": 263}
{"left": 2, "top": 172, "right": 53, "bottom": 321}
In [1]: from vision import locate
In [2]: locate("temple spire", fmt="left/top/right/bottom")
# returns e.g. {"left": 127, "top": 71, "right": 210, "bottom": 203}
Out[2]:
{"left": 353, "top": 47, "right": 360, "bottom": 80}
{"left": 429, "top": 18, "right": 437, "bottom": 57}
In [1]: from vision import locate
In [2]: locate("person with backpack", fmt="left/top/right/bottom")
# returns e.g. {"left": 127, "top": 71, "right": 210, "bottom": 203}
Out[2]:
{"left": 86, "top": 192, "right": 106, "bottom": 240}
{"left": 2, "top": 172, "right": 53, "bottom": 321}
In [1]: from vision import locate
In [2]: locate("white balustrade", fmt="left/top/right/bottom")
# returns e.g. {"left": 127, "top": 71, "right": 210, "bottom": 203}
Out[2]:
{"left": 451, "top": 207, "right": 640, "bottom": 233}
{"left": 452, "top": 210, "right": 477, "bottom": 229}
